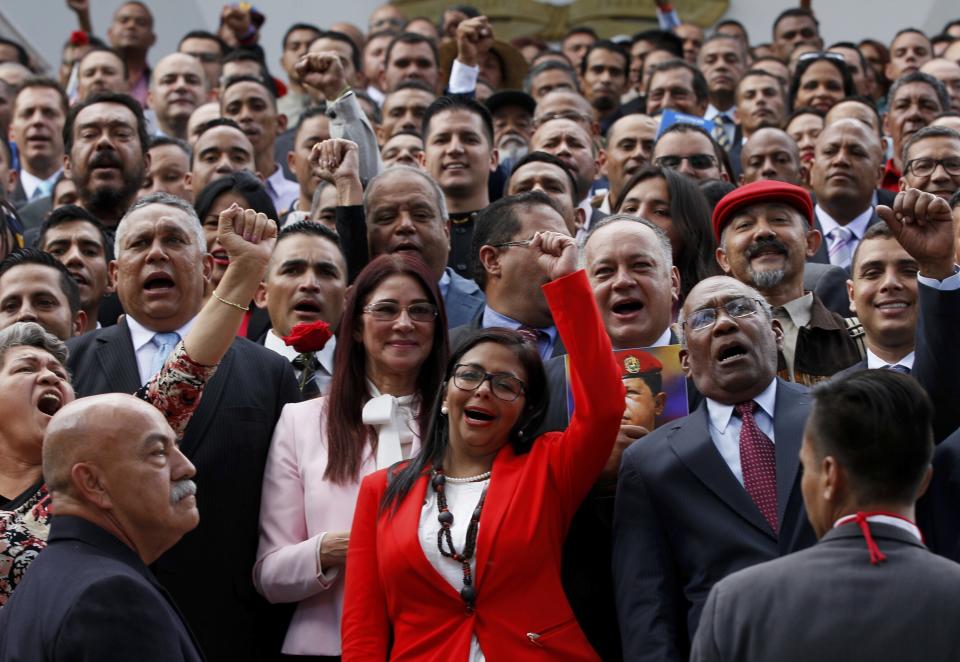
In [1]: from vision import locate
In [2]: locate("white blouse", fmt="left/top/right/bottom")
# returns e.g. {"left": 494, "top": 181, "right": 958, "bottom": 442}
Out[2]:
{"left": 418, "top": 478, "right": 489, "bottom": 662}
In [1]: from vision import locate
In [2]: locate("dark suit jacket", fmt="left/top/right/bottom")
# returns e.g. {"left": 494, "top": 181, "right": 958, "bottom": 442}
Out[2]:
{"left": 802, "top": 262, "right": 851, "bottom": 316}
{"left": 920, "top": 428, "right": 960, "bottom": 563}
{"left": 808, "top": 207, "right": 880, "bottom": 266}
{"left": 16, "top": 195, "right": 52, "bottom": 232}
{"left": 0, "top": 516, "right": 203, "bottom": 662}
{"left": 690, "top": 523, "right": 960, "bottom": 662}
{"left": 613, "top": 379, "right": 817, "bottom": 662}
{"left": 66, "top": 320, "right": 300, "bottom": 662}
{"left": 449, "top": 309, "right": 567, "bottom": 358}
{"left": 832, "top": 284, "right": 960, "bottom": 443}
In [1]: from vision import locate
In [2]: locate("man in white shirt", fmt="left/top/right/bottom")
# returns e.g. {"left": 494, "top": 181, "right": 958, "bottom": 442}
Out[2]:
{"left": 254, "top": 221, "right": 346, "bottom": 397}
{"left": 691, "top": 368, "right": 960, "bottom": 662}
{"left": 809, "top": 119, "right": 885, "bottom": 269}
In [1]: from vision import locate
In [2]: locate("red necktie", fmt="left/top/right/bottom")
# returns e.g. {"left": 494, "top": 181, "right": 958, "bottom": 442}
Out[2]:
{"left": 735, "top": 401, "right": 778, "bottom": 534}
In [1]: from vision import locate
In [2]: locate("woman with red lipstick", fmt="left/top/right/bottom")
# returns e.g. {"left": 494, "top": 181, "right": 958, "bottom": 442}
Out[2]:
{"left": 194, "top": 170, "right": 278, "bottom": 292}
{"left": 341, "top": 231, "right": 624, "bottom": 661}
{"left": 255, "top": 253, "right": 448, "bottom": 658}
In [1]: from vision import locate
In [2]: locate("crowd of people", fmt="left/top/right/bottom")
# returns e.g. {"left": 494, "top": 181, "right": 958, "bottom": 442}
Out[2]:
{"left": 0, "top": 0, "right": 959, "bottom": 660}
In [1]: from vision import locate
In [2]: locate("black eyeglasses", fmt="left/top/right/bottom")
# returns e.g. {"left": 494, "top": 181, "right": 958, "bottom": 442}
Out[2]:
{"left": 363, "top": 301, "right": 438, "bottom": 323}
{"left": 452, "top": 364, "right": 526, "bottom": 401}
{"left": 654, "top": 154, "right": 718, "bottom": 170}
{"left": 682, "top": 296, "right": 767, "bottom": 331}
{"left": 905, "top": 157, "right": 960, "bottom": 178}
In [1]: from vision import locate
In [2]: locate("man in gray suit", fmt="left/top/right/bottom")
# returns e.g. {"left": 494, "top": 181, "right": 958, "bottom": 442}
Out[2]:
{"left": 691, "top": 369, "right": 960, "bottom": 662}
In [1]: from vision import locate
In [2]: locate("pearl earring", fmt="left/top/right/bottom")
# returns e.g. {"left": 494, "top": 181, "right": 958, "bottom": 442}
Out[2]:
{"left": 441, "top": 405, "right": 448, "bottom": 415}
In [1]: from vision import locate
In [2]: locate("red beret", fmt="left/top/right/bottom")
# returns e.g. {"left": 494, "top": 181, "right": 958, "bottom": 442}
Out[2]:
{"left": 618, "top": 350, "right": 663, "bottom": 379}
{"left": 711, "top": 180, "right": 814, "bottom": 242}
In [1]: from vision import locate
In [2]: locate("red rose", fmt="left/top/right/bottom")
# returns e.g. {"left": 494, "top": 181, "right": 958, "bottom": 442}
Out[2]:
{"left": 281, "top": 320, "right": 332, "bottom": 353}
{"left": 69, "top": 31, "right": 90, "bottom": 47}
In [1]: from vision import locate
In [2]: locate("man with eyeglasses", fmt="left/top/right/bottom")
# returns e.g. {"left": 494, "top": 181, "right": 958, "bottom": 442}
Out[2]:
{"left": 449, "top": 191, "right": 570, "bottom": 361}
{"left": 714, "top": 179, "right": 862, "bottom": 386}
{"left": 533, "top": 88, "right": 599, "bottom": 137}
{"left": 899, "top": 125, "right": 960, "bottom": 200}
{"left": 614, "top": 271, "right": 817, "bottom": 662}
{"left": 652, "top": 123, "right": 729, "bottom": 182}
{"left": 178, "top": 30, "right": 226, "bottom": 98}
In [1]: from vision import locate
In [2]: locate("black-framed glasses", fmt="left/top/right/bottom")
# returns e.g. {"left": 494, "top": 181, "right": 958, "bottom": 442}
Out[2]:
{"left": 452, "top": 364, "right": 526, "bottom": 401}
{"left": 491, "top": 239, "right": 532, "bottom": 249}
{"left": 363, "top": 301, "right": 438, "bottom": 323}
{"left": 905, "top": 157, "right": 960, "bottom": 177}
{"left": 682, "top": 296, "right": 766, "bottom": 332}
{"left": 654, "top": 154, "right": 718, "bottom": 170}
{"left": 184, "top": 51, "right": 222, "bottom": 64}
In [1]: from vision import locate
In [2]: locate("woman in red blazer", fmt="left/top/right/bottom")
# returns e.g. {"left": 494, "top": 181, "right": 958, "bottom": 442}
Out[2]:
{"left": 342, "top": 231, "right": 624, "bottom": 660}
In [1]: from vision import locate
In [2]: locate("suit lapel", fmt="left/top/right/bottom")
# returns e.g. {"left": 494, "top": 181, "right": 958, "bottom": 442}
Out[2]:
{"left": 772, "top": 380, "right": 808, "bottom": 528}
{"left": 810, "top": 217, "right": 830, "bottom": 264}
{"left": 177, "top": 344, "right": 235, "bottom": 458}
{"left": 94, "top": 319, "right": 142, "bottom": 394}
{"left": 475, "top": 445, "right": 525, "bottom": 586}
{"left": 670, "top": 404, "right": 776, "bottom": 539}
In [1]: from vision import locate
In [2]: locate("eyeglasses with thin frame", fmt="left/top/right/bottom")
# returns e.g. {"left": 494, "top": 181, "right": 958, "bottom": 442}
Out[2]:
{"left": 362, "top": 301, "right": 438, "bottom": 323}
{"left": 682, "top": 296, "right": 767, "bottom": 332}
{"left": 904, "top": 157, "right": 960, "bottom": 178}
{"left": 491, "top": 239, "right": 533, "bottom": 249}
{"left": 654, "top": 154, "right": 718, "bottom": 170}
{"left": 184, "top": 51, "right": 221, "bottom": 64}
{"left": 452, "top": 364, "right": 527, "bottom": 402}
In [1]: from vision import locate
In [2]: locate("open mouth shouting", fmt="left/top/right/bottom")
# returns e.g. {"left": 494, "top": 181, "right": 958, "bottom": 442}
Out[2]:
{"left": 143, "top": 271, "right": 177, "bottom": 296}
{"left": 714, "top": 341, "right": 749, "bottom": 366}
{"left": 463, "top": 405, "right": 496, "bottom": 427}
{"left": 36, "top": 389, "right": 64, "bottom": 417}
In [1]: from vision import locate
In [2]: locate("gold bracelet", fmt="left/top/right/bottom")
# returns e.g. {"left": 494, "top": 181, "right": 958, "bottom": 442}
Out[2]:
{"left": 212, "top": 290, "right": 249, "bottom": 311}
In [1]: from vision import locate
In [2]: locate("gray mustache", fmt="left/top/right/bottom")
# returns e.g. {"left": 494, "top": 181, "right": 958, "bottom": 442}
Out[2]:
{"left": 170, "top": 479, "right": 197, "bottom": 505}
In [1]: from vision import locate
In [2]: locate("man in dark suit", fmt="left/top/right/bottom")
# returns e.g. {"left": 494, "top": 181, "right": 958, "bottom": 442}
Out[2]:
{"left": 253, "top": 220, "right": 347, "bottom": 397}
{"left": 808, "top": 119, "right": 884, "bottom": 268}
{"left": 449, "top": 191, "right": 570, "bottom": 359}
{"left": 321, "top": 139, "right": 485, "bottom": 327}
{"left": 613, "top": 274, "right": 817, "bottom": 661}
{"left": 691, "top": 370, "right": 960, "bottom": 662}
{"left": 66, "top": 194, "right": 300, "bottom": 661}
{"left": 0, "top": 393, "right": 203, "bottom": 661}
{"left": 8, "top": 80, "right": 66, "bottom": 215}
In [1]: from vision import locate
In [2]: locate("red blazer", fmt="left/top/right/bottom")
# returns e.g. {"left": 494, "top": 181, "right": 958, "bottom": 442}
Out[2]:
{"left": 342, "top": 270, "right": 624, "bottom": 661}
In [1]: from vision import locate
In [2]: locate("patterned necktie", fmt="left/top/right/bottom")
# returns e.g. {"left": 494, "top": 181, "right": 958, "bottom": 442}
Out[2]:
{"left": 884, "top": 364, "right": 911, "bottom": 374}
{"left": 149, "top": 332, "right": 180, "bottom": 379}
{"left": 828, "top": 226, "right": 854, "bottom": 269}
{"left": 711, "top": 114, "right": 733, "bottom": 150}
{"left": 735, "top": 401, "right": 778, "bottom": 534}
{"left": 517, "top": 325, "right": 550, "bottom": 359}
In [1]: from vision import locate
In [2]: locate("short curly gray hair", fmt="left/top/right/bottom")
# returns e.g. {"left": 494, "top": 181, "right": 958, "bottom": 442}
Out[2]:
{"left": 0, "top": 321, "right": 69, "bottom": 371}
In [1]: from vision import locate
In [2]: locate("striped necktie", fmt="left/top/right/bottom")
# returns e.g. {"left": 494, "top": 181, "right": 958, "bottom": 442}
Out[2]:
{"left": 828, "top": 226, "right": 854, "bottom": 269}
{"left": 712, "top": 114, "right": 733, "bottom": 150}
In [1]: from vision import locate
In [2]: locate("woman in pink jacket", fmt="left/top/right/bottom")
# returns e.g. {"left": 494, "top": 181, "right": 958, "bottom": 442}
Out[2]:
{"left": 253, "top": 253, "right": 448, "bottom": 658}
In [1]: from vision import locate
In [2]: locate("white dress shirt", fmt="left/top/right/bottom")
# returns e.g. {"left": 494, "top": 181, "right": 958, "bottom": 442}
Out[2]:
{"left": 126, "top": 315, "right": 196, "bottom": 385}
{"left": 17, "top": 167, "right": 61, "bottom": 201}
{"left": 264, "top": 329, "right": 337, "bottom": 395}
{"left": 706, "top": 378, "right": 777, "bottom": 486}
{"left": 265, "top": 164, "right": 301, "bottom": 214}
{"left": 866, "top": 348, "right": 915, "bottom": 371}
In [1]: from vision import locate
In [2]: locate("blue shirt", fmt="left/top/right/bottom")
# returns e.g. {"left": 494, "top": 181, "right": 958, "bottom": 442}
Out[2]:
{"left": 480, "top": 306, "right": 558, "bottom": 361}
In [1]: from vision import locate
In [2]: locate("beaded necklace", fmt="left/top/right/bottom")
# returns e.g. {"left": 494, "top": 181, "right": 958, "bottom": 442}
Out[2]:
{"left": 431, "top": 468, "right": 488, "bottom": 612}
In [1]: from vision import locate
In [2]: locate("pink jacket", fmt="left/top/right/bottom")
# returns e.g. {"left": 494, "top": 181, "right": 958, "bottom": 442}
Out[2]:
{"left": 253, "top": 397, "right": 421, "bottom": 656}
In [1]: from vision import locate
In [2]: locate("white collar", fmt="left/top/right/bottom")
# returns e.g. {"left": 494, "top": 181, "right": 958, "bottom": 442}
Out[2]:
{"left": 815, "top": 204, "right": 874, "bottom": 241}
{"left": 704, "top": 104, "right": 737, "bottom": 122}
{"left": 126, "top": 314, "right": 196, "bottom": 352}
{"left": 17, "top": 167, "right": 62, "bottom": 200}
{"left": 651, "top": 326, "right": 673, "bottom": 347}
{"left": 866, "top": 348, "right": 915, "bottom": 371}
{"left": 706, "top": 378, "right": 778, "bottom": 434}
{"left": 264, "top": 328, "right": 337, "bottom": 375}
{"left": 833, "top": 513, "right": 922, "bottom": 542}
